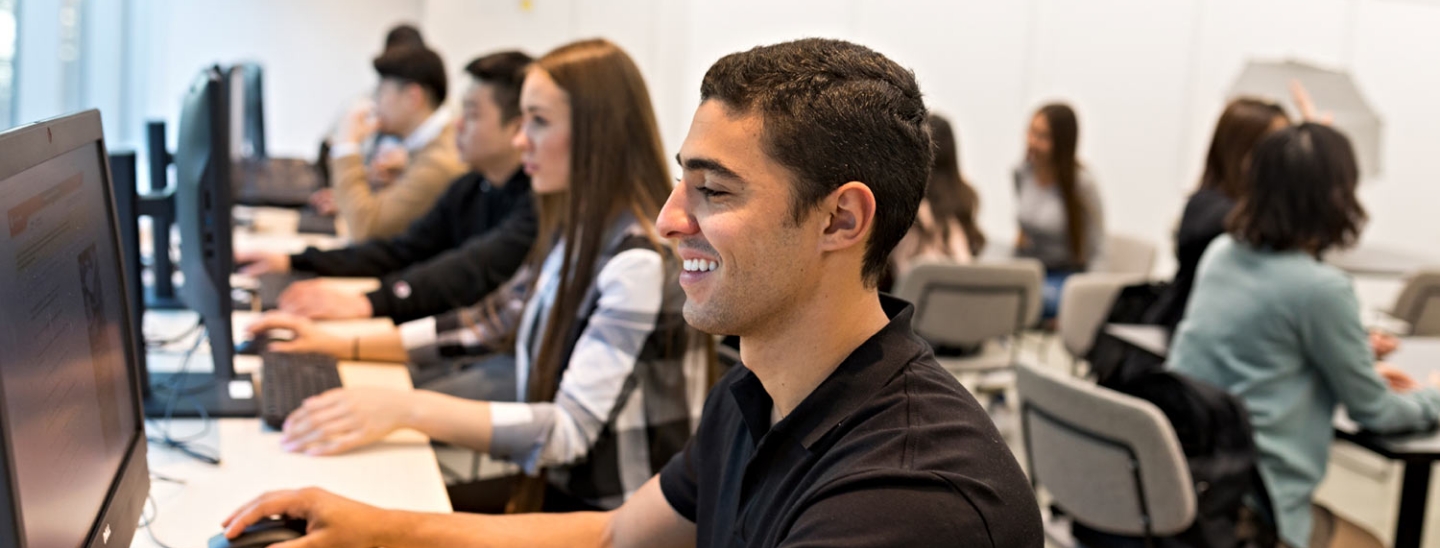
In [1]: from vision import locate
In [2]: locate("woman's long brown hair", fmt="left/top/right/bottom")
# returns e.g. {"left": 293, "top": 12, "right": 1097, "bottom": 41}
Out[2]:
{"left": 507, "top": 38, "right": 674, "bottom": 512}
{"left": 1036, "top": 103, "right": 1087, "bottom": 267}
{"left": 1199, "top": 98, "right": 1288, "bottom": 200}
{"left": 924, "top": 114, "right": 985, "bottom": 256}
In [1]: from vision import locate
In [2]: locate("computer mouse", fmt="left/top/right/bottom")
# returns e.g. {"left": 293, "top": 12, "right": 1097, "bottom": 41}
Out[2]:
{"left": 208, "top": 517, "right": 307, "bottom": 548}
{"left": 235, "top": 332, "right": 270, "bottom": 356}
{"left": 236, "top": 329, "right": 295, "bottom": 355}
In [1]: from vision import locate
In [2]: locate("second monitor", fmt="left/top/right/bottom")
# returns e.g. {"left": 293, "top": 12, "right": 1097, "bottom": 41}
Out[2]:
{"left": 147, "top": 65, "right": 257, "bottom": 418}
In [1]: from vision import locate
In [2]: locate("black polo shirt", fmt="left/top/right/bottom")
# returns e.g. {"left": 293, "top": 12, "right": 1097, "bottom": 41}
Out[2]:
{"left": 659, "top": 296, "right": 1042, "bottom": 547}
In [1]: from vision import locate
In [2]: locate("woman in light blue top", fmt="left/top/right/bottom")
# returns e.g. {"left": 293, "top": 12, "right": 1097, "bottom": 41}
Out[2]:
{"left": 1013, "top": 103, "right": 1104, "bottom": 318}
{"left": 1169, "top": 123, "right": 1440, "bottom": 548}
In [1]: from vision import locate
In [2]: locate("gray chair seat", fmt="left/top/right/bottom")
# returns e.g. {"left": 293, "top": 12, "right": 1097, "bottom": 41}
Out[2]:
{"left": 1016, "top": 361, "right": 1196, "bottom": 545}
{"left": 893, "top": 259, "right": 1044, "bottom": 375}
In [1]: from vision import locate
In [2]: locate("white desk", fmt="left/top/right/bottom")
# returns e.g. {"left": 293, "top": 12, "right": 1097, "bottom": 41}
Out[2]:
{"left": 1103, "top": 323, "right": 1171, "bottom": 358}
{"left": 1327, "top": 244, "right": 1440, "bottom": 278}
{"left": 234, "top": 205, "right": 346, "bottom": 250}
{"left": 135, "top": 314, "right": 451, "bottom": 547}
{"left": 132, "top": 220, "right": 451, "bottom": 547}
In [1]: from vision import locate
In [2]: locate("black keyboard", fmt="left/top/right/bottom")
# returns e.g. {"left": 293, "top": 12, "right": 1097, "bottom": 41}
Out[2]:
{"left": 260, "top": 352, "right": 343, "bottom": 429}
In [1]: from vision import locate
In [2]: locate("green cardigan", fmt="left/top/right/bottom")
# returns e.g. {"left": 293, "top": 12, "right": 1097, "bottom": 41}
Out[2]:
{"left": 1169, "top": 236, "right": 1440, "bottom": 548}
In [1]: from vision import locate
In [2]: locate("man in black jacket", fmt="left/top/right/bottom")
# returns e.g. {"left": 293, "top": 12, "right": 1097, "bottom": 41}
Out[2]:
{"left": 237, "top": 51, "right": 536, "bottom": 324}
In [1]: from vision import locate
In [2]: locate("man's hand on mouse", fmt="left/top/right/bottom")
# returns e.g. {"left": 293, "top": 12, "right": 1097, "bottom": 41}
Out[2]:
{"left": 247, "top": 314, "right": 348, "bottom": 357}
{"left": 222, "top": 487, "right": 392, "bottom": 548}
{"left": 279, "top": 387, "right": 412, "bottom": 456}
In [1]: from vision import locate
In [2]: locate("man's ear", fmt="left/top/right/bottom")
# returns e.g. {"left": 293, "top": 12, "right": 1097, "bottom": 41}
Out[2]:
{"left": 818, "top": 181, "right": 877, "bottom": 253}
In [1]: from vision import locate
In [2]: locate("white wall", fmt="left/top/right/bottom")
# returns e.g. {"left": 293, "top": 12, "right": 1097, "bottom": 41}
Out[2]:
{"left": 419, "top": 0, "right": 693, "bottom": 160}
{"left": 128, "top": 0, "right": 425, "bottom": 158}
{"left": 78, "top": 0, "right": 1440, "bottom": 274}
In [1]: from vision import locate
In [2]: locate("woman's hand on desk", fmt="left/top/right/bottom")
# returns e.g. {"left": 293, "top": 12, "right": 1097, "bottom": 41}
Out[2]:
{"left": 1370, "top": 330, "right": 1400, "bottom": 360}
{"left": 1376, "top": 362, "right": 1420, "bottom": 393}
{"left": 248, "top": 314, "right": 349, "bottom": 358}
{"left": 281, "top": 387, "right": 413, "bottom": 456}
{"left": 279, "top": 280, "right": 374, "bottom": 320}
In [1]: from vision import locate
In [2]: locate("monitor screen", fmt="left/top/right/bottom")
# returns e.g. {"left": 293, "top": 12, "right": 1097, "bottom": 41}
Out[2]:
{"left": 0, "top": 140, "right": 139, "bottom": 548}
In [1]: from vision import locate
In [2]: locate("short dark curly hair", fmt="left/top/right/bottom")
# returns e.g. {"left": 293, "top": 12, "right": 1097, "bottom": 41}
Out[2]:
{"left": 1227, "top": 122, "right": 1367, "bottom": 257}
{"left": 699, "top": 38, "right": 931, "bottom": 286}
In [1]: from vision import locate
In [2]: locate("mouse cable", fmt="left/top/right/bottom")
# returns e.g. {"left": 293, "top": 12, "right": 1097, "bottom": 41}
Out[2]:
{"left": 145, "top": 320, "right": 203, "bottom": 349}
{"left": 140, "top": 495, "right": 181, "bottom": 548}
{"left": 145, "top": 330, "right": 222, "bottom": 466}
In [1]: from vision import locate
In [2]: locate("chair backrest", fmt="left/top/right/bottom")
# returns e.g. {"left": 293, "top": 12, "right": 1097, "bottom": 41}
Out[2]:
{"left": 1016, "top": 361, "right": 1196, "bottom": 538}
{"left": 1393, "top": 270, "right": 1440, "bottom": 336}
{"left": 1093, "top": 233, "right": 1157, "bottom": 278}
{"left": 1058, "top": 273, "right": 1142, "bottom": 360}
{"left": 893, "top": 259, "right": 1043, "bottom": 348}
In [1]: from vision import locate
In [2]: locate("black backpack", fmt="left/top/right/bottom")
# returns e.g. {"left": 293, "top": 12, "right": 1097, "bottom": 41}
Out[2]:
{"left": 1084, "top": 281, "right": 1169, "bottom": 384}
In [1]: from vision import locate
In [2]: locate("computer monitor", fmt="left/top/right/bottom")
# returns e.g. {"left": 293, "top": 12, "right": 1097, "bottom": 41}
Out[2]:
{"left": 0, "top": 110, "right": 150, "bottom": 548}
{"left": 228, "top": 62, "right": 266, "bottom": 160}
{"left": 165, "top": 65, "right": 257, "bottom": 418}
{"left": 109, "top": 150, "right": 151, "bottom": 381}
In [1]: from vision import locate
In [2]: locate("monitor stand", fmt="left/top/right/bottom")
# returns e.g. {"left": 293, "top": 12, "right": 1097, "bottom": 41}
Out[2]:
{"left": 144, "top": 286, "right": 186, "bottom": 311}
{"left": 138, "top": 191, "right": 186, "bottom": 311}
{"left": 143, "top": 372, "right": 258, "bottom": 418}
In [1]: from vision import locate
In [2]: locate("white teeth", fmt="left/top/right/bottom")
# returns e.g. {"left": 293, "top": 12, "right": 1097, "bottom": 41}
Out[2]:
{"left": 683, "top": 259, "right": 718, "bottom": 273}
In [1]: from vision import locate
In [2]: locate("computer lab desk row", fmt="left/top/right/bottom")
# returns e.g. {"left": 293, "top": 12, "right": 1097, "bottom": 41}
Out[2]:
{"left": 132, "top": 210, "right": 452, "bottom": 547}
{"left": 133, "top": 301, "right": 453, "bottom": 548}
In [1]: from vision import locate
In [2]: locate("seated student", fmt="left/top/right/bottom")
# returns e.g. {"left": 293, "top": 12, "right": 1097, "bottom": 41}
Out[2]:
{"left": 1013, "top": 102, "right": 1104, "bottom": 318}
{"left": 357, "top": 25, "right": 429, "bottom": 190}
{"left": 245, "top": 38, "right": 712, "bottom": 513}
{"left": 222, "top": 37, "right": 1042, "bottom": 548}
{"left": 1145, "top": 98, "right": 1288, "bottom": 330}
{"left": 357, "top": 23, "right": 430, "bottom": 185}
{"left": 1169, "top": 123, "right": 1440, "bottom": 548}
{"left": 330, "top": 44, "right": 468, "bottom": 240}
{"left": 1143, "top": 92, "right": 1399, "bottom": 358}
{"left": 311, "top": 22, "right": 429, "bottom": 211}
{"left": 238, "top": 51, "right": 538, "bottom": 324}
{"left": 889, "top": 113, "right": 985, "bottom": 281}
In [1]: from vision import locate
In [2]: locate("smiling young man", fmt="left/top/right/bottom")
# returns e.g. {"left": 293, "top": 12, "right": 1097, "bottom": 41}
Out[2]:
{"left": 221, "top": 38, "right": 1042, "bottom": 548}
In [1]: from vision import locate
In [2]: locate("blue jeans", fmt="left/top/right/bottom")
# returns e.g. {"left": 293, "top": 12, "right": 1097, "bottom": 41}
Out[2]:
{"left": 1042, "top": 269, "right": 1078, "bottom": 320}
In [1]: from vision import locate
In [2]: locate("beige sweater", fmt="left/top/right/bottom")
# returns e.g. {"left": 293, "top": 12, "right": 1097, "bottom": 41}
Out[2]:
{"left": 331, "top": 124, "right": 466, "bottom": 240}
